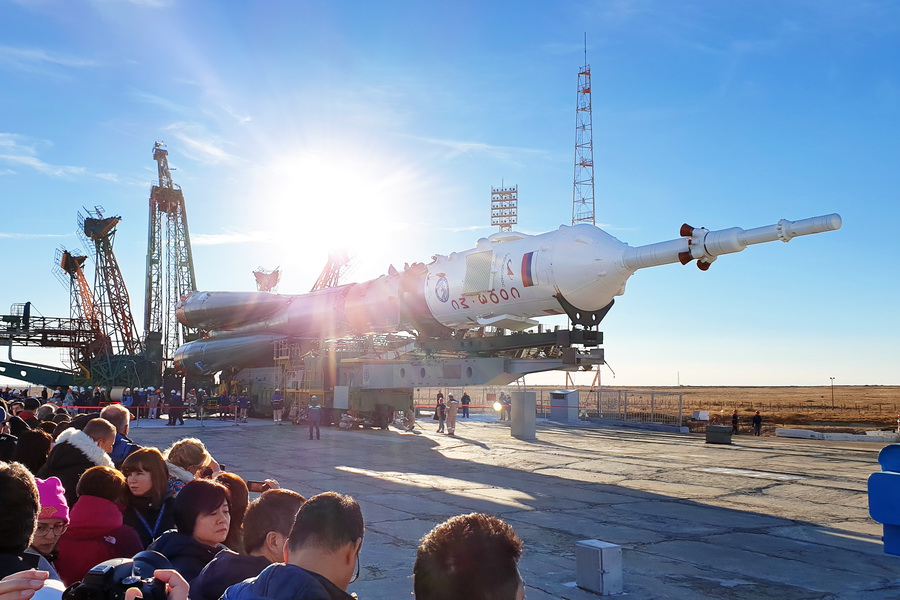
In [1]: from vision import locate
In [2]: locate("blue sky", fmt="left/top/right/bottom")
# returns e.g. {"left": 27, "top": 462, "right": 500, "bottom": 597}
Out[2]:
{"left": 1, "top": 0, "right": 897, "bottom": 387}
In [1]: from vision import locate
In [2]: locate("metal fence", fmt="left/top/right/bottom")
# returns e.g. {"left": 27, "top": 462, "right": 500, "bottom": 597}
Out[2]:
{"left": 413, "top": 386, "right": 684, "bottom": 427}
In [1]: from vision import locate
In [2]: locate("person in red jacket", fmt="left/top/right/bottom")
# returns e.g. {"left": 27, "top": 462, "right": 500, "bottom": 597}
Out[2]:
{"left": 55, "top": 466, "right": 143, "bottom": 585}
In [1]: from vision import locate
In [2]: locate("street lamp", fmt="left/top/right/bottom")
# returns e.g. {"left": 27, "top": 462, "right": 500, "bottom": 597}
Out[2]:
{"left": 830, "top": 377, "right": 835, "bottom": 409}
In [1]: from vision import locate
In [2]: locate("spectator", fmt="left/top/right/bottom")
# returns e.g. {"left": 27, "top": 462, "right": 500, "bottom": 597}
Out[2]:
{"left": 0, "top": 461, "right": 55, "bottom": 579}
{"left": 13, "top": 429, "right": 53, "bottom": 474}
{"left": 122, "top": 448, "right": 176, "bottom": 549}
{"left": 164, "top": 438, "right": 217, "bottom": 494}
{"left": 752, "top": 411, "right": 763, "bottom": 436}
{"left": 214, "top": 472, "right": 249, "bottom": 553}
{"left": 55, "top": 466, "right": 143, "bottom": 585}
{"left": 222, "top": 492, "right": 364, "bottom": 600}
{"left": 36, "top": 418, "right": 116, "bottom": 506}
{"left": 414, "top": 513, "right": 525, "bottom": 600}
{"left": 460, "top": 390, "right": 471, "bottom": 419}
{"left": 148, "top": 479, "right": 232, "bottom": 583}
{"left": 732, "top": 409, "right": 739, "bottom": 434}
{"left": 191, "top": 489, "right": 306, "bottom": 600}
{"left": 99, "top": 404, "right": 141, "bottom": 467}
{"left": 0, "top": 408, "right": 15, "bottom": 461}
{"left": 35, "top": 405, "right": 56, "bottom": 423}
{"left": 435, "top": 395, "right": 446, "bottom": 434}
{"left": 28, "top": 477, "right": 68, "bottom": 581}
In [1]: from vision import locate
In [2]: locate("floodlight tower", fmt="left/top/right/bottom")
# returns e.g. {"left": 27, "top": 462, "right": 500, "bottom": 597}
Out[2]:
{"left": 572, "top": 38, "right": 595, "bottom": 226}
{"left": 145, "top": 142, "right": 198, "bottom": 373}
{"left": 491, "top": 184, "right": 518, "bottom": 232}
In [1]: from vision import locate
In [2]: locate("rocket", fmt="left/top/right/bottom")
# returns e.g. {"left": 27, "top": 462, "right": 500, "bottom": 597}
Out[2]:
{"left": 174, "top": 213, "right": 842, "bottom": 375}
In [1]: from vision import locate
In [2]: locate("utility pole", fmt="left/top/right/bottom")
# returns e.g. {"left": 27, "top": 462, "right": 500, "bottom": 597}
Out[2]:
{"left": 830, "top": 376, "right": 835, "bottom": 409}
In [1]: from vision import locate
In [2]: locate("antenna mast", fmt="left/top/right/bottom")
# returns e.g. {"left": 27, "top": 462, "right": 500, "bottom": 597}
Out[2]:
{"left": 572, "top": 34, "right": 595, "bottom": 226}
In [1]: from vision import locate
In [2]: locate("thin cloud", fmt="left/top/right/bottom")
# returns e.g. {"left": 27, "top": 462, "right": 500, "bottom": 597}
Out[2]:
{"left": 0, "top": 45, "right": 98, "bottom": 72}
{"left": 0, "top": 232, "right": 72, "bottom": 239}
{"left": 165, "top": 123, "right": 239, "bottom": 165}
{"left": 406, "top": 135, "right": 547, "bottom": 162}
{"left": 131, "top": 90, "right": 186, "bottom": 114}
{"left": 0, "top": 132, "right": 123, "bottom": 181}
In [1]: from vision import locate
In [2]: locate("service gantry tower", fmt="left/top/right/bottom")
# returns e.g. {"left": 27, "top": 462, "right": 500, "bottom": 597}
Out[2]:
{"left": 145, "top": 142, "right": 198, "bottom": 374}
{"left": 77, "top": 207, "right": 142, "bottom": 355}
{"left": 572, "top": 39, "right": 595, "bottom": 226}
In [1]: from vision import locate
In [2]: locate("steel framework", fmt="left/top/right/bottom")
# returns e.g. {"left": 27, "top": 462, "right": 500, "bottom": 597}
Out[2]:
{"left": 145, "top": 142, "right": 198, "bottom": 372}
{"left": 53, "top": 247, "right": 110, "bottom": 362}
{"left": 572, "top": 42, "right": 595, "bottom": 226}
{"left": 491, "top": 185, "right": 518, "bottom": 232}
{"left": 78, "top": 207, "right": 142, "bottom": 355}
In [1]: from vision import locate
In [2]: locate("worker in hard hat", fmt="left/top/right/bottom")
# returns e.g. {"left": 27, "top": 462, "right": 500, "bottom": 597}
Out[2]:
{"left": 167, "top": 388, "right": 185, "bottom": 426}
{"left": 272, "top": 388, "right": 284, "bottom": 424}
{"left": 307, "top": 395, "right": 321, "bottom": 440}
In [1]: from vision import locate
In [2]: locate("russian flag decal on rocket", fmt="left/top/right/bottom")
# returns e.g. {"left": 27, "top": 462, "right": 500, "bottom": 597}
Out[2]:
{"left": 521, "top": 252, "right": 535, "bottom": 287}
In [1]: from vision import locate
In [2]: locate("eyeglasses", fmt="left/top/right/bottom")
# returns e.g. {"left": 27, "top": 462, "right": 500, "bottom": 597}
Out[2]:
{"left": 35, "top": 523, "right": 68, "bottom": 537}
{"left": 349, "top": 552, "right": 361, "bottom": 584}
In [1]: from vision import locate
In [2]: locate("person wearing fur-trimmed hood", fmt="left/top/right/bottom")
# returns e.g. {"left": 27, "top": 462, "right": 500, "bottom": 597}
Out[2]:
{"left": 36, "top": 419, "right": 115, "bottom": 506}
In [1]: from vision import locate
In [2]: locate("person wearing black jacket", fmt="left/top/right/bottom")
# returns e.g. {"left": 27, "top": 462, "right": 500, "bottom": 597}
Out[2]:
{"left": 221, "top": 492, "right": 363, "bottom": 600}
{"left": 191, "top": 489, "right": 306, "bottom": 600}
{"left": 148, "top": 479, "right": 231, "bottom": 583}
{"left": 122, "top": 448, "right": 176, "bottom": 548}
{"left": 0, "top": 461, "right": 57, "bottom": 580}
{"left": 36, "top": 419, "right": 115, "bottom": 506}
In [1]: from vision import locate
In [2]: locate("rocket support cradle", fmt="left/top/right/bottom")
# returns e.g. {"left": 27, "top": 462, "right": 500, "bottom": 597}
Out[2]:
{"left": 174, "top": 213, "right": 841, "bottom": 376}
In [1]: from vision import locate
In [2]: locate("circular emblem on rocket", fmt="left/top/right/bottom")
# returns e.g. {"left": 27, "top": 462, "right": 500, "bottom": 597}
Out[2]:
{"left": 435, "top": 276, "right": 450, "bottom": 303}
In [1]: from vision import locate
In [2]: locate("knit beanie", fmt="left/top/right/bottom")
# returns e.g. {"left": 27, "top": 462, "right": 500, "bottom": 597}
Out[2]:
{"left": 35, "top": 476, "right": 70, "bottom": 523}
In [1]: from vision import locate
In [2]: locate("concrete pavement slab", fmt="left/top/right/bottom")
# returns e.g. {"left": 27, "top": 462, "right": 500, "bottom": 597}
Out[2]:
{"left": 126, "top": 417, "right": 900, "bottom": 599}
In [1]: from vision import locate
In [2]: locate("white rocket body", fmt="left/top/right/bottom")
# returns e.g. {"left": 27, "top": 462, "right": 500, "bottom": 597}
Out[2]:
{"left": 174, "top": 214, "right": 841, "bottom": 375}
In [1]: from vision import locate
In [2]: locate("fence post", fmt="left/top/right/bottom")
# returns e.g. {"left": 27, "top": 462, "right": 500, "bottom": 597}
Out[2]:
{"left": 678, "top": 392, "right": 683, "bottom": 426}
{"left": 651, "top": 392, "right": 655, "bottom": 423}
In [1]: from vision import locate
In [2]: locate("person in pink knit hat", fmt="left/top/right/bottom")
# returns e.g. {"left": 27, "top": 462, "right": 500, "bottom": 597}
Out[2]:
{"left": 28, "top": 477, "right": 68, "bottom": 581}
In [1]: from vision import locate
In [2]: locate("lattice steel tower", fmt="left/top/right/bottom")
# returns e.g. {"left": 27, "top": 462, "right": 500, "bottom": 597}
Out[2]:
{"left": 572, "top": 40, "right": 595, "bottom": 226}
{"left": 77, "top": 207, "right": 142, "bottom": 355}
{"left": 145, "top": 142, "right": 198, "bottom": 372}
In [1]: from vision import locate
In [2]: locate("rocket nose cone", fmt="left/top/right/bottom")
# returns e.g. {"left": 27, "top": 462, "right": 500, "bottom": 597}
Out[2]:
{"left": 825, "top": 213, "right": 842, "bottom": 231}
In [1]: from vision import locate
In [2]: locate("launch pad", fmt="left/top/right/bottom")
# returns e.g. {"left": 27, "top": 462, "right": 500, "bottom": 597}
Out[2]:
{"left": 128, "top": 413, "right": 892, "bottom": 599}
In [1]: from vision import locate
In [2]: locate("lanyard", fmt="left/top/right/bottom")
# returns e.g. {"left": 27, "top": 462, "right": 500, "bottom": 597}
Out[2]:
{"left": 135, "top": 504, "right": 166, "bottom": 538}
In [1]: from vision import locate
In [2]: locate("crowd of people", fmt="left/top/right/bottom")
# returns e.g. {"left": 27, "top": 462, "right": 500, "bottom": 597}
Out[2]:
{"left": 0, "top": 390, "right": 529, "bottom": 600}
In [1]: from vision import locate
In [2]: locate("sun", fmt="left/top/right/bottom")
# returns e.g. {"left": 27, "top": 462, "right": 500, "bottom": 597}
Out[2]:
{"left": 252, "top": 143, "right": 433, "bottom": 288}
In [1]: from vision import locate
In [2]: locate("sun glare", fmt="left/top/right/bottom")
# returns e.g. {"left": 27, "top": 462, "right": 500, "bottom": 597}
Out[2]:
{"left": 253, "top": 145, "right": 432, "bottom": 289}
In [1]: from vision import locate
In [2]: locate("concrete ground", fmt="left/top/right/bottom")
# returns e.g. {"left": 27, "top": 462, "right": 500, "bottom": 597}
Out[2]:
{"left": 127, "top": 412, "right": 899, "bottom": 599}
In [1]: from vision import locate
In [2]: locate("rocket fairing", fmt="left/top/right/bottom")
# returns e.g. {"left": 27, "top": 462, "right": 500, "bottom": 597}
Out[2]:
{"left": 174, "top": 213, "right": 842, "bottom": 375}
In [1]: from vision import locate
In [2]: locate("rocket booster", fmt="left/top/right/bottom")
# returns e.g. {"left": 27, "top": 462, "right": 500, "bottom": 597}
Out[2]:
{"left": 174, "top": 213, "right": 841, "bottom": 375}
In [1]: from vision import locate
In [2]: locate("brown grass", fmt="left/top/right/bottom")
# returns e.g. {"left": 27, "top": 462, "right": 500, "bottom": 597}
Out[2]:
{"left": 595, "top": 385, "right": 900, "bottom": 433}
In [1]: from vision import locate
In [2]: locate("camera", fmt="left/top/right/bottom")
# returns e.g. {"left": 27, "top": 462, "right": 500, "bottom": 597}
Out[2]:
{"left": 63, "top": 551, "right": 172, "bottom": 600}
